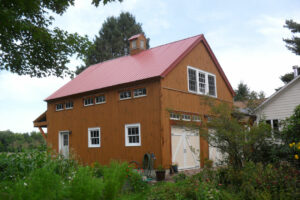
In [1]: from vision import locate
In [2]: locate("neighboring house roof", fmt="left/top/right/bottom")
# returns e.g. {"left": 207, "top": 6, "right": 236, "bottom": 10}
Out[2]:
{"left": 46, "top": 34, "right": 235, "bottom": 101}
{"left": 254, "top": 75, "right": 300, "bottom": 112}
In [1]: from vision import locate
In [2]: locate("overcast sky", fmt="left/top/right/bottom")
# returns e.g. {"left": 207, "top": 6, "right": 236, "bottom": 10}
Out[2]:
{"left": 0, "top": 0, "right": 300, "bottom": 133}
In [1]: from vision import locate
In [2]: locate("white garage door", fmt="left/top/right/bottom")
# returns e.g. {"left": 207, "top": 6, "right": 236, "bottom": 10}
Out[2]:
{"left": 171, "top": 126, "right": 200, "bottom": 170}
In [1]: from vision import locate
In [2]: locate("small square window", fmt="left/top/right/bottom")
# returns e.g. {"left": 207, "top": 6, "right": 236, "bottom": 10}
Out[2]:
{"left": 140, "top": 40, "right": 145, "bottom": 49}
{"left": 88, "top": 127, "right": 100, "bottom": 148}
{"left": 193, "top": 115, "right": 201, "bottom": 122}
{"left": 133, "top": 88, "right": 146, "bottom": 97}
{"left": 125, "top": 123, "right": 141, "bottom": 146}
{"left": 84, "top": 97, "right": 93, "bottom": 106}
{"left": 95, "top": 95, "right": 105, "bottom": 104}
{"left": 132, "top": 40, "right": 137, "bottom": 49}
{"left": 120, "top": 91, "right": 131, "bottom": 100}
{"left": 65, "top": 101, "right": 73, "bottom": 109}
{"left": 170, "top": 113, "right": 180, "bottom": 120}
{"left": 182, "top": 114, "right": 191, "bottom": 121}
{"left": 56, "top": 103, "right": 64, "bottom": 111}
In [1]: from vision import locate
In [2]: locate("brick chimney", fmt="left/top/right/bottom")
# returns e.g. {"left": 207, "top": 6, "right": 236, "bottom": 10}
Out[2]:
{"left": 128, "top": 33, "right": 146, "bottom": 55}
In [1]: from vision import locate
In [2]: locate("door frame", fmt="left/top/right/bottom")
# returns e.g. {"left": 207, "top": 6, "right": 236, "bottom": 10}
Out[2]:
{"left": 58, "top": 130, "right": 70, "bottom": 158}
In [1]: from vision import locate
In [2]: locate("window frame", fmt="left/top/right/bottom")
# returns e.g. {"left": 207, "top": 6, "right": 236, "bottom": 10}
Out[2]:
{"left": 88, "top": 127, "right": 101, "bottom": 148}
{"left": 132, "top": 40, "right": 137, "bottom": 49}
{"left": 140, "top": 40, "right": 145, "bottom": 49}
{"left": 133, "top": 88, "right": 147, "bottom": 98}
{"left": 56, "top": 103, "right": 64, "bottom": 111}
{"left": 95, "top": 95, "right": 106, "bottom": 104}
{"left": 170, "top": 113, "right": 180, "bottom": 120}
{"left": 182, "top": 114, "right": 191, "bottom": 121}
{"left": 125, "top": 123, "right": 141, "bottom": 147}
{"left": 65, "top": 101, "right": 73, "bottom": 110}
{"left": 192, "top": 115, "right": 201, "bottom": 122}
{"left": 119, "top": 90, "right": 132, "bottom": 100}
{"left": 84, "top": 97, "right": 94, "bottom": 106}
{"left": 187, "top": 66, "right": 217, "bottom": 98}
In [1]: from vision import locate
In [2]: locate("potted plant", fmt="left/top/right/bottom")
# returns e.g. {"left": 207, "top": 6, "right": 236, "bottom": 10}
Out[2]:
{"left": 171, "top": 162, "right": 178, "bottom": 173}
{"left": 155, "top": 165, "right": 166, "bottom": 181}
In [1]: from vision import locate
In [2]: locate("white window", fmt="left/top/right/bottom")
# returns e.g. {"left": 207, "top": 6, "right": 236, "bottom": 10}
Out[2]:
{"left": 182, "top": 114, "right": 191, "bottom": 121}
{"left": 120, "top": 91, "right": 131, "bottom": 100}
{"left": 188, "top": 68, "right": 197, "bottom": 92}
{"left": 65, "top": 101, "right": 73, "bottom": 109}
{"left": 140, "top": 40, "right": 145, "bottom": 49}
{"left": 95, "top": 95, "right": 105, "bottom": 104}
{"left": 125, "top": 123, "right": 141, "bottom": 146}
{"left": 187, "top": 66, "right": 217, "bottom": 97}
{"left": 88, "top": 127, "right": 100, "bottom": 148}
{"left": 170, "top": 113, "right": 180, "bottom": 120}
{"left": 132, "top": 40, "right": 137, "bottom": 49}
{"left": 133, "top": 88, "right": 146, "bottom": 97}
{"left": 56, "top": 103, "right": 64, "bottom": 111}
{"left": 193, "top": 115, "right": 201, "bottom": 122}
{"left": 84, "top": 97, "right": 93, "bottom": 106}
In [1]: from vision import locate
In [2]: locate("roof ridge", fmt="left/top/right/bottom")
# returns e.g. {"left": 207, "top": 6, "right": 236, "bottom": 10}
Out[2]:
{"left": 147, "top": 34, "right": 203, "bottom": 51}
{"left": 86, "top": 34, "right": 203, "bottom": 69}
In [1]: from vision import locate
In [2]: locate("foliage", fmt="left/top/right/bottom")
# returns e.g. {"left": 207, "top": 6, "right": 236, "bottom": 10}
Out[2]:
{"left": 0, "top": 0, "right": 122, "bottom": 77}
{"left": 0, "top": 130, "right": 46, "bottom": 152}
{"left": 283, "top": 19, "right": 300, "bottom": 56}
{"left": 76, "top": 12, "right": 149, "bottom": 74}
{"left": 202, "top": 102, "right": 273, "bottom": 169}
{"left": 280, "top": 72, "right": 295, "bottom": 84}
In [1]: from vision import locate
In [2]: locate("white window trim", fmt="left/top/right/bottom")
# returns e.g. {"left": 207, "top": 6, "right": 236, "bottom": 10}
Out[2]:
{"left": 95, "top": 95, "right": 106, "bottom": 105}
{"left": 133, "top": 88, "right": 147, "bottom": 98}
{"left": 125, "top": 123, "right": 141, "bottom": 147}
{"left": 84, "top": 97, "right": 94, "bottom": 107}
{"left": 119, "top": 91, "right": 132, "bottom": 100}
{"left": 88, "top": 127, "right": 101, "bottom": 148}
{"left": 58, "top": 130, "right": 70, "bottom": 152}
{"left": 187, "top": 66, "right": 217, "bottom": 98}
{"left": 56, "top": 103, "right": 64, "bottom": 111}
{"left": 170, "top": 113, "right": 180, "bottom": 120}
{"left": 182, "top": 114, "right": 191, "bottom": 121}
{"left": 65, "top": 102, "right": 73, "bottom": 110}
{"left": 193, "top": 115, "right": 201, "bottom": 122}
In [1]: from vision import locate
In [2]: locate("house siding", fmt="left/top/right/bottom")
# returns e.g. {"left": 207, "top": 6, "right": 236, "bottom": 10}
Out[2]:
{"left": 46, "top": 79, "right": 162, "bottom": 166}
{"left": 160, "top": 41, "right": 234, "bottom": 167}
{"left": 256, "top": 78, "right": 300, "bottom": 121}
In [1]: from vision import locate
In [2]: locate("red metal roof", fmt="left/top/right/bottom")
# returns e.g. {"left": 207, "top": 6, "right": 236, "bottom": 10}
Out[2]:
{"left": 46, "top": 34, "right": 234, "bottom": 101}
{"left": 128, "top": 33, "right": 143, "bottom": 41}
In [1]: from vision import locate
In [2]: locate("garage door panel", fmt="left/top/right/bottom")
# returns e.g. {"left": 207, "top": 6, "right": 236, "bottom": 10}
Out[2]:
{"left": 171, "top": 126, "right": 200, "bottom": 170}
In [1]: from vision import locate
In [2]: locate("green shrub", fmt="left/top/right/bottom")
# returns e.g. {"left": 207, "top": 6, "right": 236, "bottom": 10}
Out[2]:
{"left": 69, "top": 166, "right": 104, "bottom": 200}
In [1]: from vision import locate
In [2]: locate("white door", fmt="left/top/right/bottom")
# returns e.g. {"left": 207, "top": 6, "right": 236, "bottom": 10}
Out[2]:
{"left": 59, "top": 131, "right": 69, "bottom": 158}
{"left": 171, "top": 126, "right": 200, "bottom": 170}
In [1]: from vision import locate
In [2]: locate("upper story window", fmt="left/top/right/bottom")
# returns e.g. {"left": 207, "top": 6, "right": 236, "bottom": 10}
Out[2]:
{"left": 125, "top": 123, "right": 141, "bottom": 146}
{"left": 65, "top": 101, "right": 73, "bottom": 109}
{"left": 132, "top": 40, "right": 137, "bottom": 49}
{"left": 193, "top": 115, "right": 201, "bottom": 122}
{"left": 88, "top": 127, "right": 100, "bottom": 148}
{"left": 84, "top": 97, "right": 94, "bottom": 106}
{"left": 56, "top": 103, "right": 64, "bottom": 111}
{"left": 120, "top": 91, "right": 131, "bottom": 100}
{"left": 95, "top": 95, "right": 105, "bottom": 104}
{"left": 187, "top": 66, "right": 217, "bottom": 97}
{"left": 170, "top": 113, "right": 180, "bottom": 120}
{"left": 182, "top": 114, "right": 191, "bottom": 121}
{"left": 140, "top": 40, "right": 145, "bottom": 49}
{"left": 133, "top": 88, "right": 146, "bottom": 97}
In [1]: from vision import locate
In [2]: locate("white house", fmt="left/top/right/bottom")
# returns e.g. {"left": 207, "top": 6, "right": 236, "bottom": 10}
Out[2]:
{"left": 255, "top": 66, "right": 300, "bottom": 129}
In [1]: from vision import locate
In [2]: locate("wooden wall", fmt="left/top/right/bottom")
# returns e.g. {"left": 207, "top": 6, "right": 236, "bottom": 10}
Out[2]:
{"left": 46, "top": 79, "right": 162, "bottom": 167}
{"left": 160, "top": 41, "right": 234, "bottom": 168}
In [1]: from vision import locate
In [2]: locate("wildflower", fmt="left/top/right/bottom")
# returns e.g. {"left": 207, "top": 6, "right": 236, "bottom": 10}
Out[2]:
{"left": 24, "top": 182, "right": 27, "bottom": 186}
{"left": 298, "top": 146, "right": 300, "bottom": 150}
{"left": 295, "top": 154, "right": 299, "bottom": 160}
{"left": 289, "top": 143, "right": 294, "bottom": 148}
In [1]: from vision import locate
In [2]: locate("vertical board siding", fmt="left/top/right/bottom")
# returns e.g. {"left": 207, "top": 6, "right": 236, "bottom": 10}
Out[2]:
{"left": 161, "top": 41, "right": 233, "bottom": 168}
{"left": 47, "top": 80, "right": 162, "bottom": 166}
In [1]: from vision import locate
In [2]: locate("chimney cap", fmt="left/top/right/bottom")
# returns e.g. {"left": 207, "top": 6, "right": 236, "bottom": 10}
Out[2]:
{"left": 128, "top": 33, "right": 143, "bottom": 41}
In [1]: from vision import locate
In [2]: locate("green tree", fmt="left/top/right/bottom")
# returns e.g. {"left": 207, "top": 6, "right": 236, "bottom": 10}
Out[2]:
{"left": 76, "top": 12, "right": 149, "bottom": 75}
{"left": 202, "top": 102, "right": 272, "bottom": 169}
{"left": 234, "top": 82, "right": 250, "bottom": 101}
{"left": 0, "top": 0, "right": 121, "bottom": 77}
{"left": 283, "top": 20, "right": 300, "bottom": 56}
